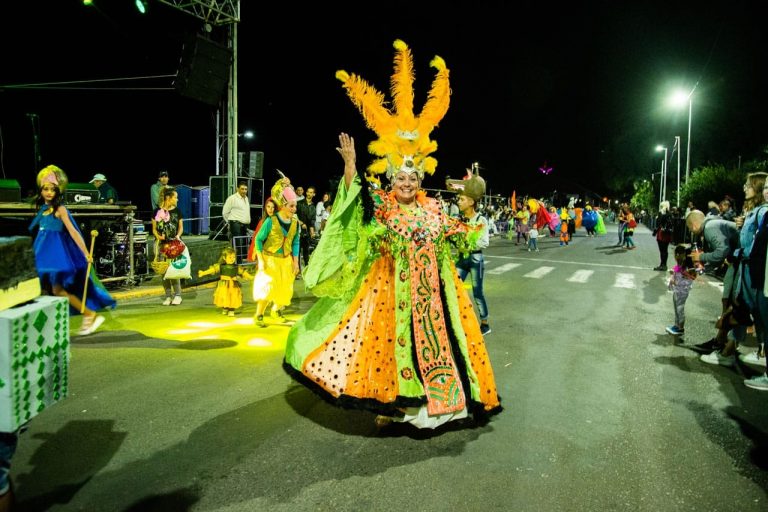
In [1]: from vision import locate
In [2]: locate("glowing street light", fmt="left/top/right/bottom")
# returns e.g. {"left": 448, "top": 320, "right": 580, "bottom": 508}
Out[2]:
{"left": 670, "top": 88, "right": 694, "bottom": 181}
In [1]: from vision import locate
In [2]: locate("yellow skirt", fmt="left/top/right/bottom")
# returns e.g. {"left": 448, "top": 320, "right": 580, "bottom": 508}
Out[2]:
{"left": 254, "top": 254, "right": 295, "bottom": 307}
{"left": 213, "top": 279, "right": 242, "bottom": 309}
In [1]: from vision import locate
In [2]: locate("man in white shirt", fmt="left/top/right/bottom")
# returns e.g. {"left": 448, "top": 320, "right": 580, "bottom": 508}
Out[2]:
{"left": 222, "top": 181, "right": 251, "bottom": 261}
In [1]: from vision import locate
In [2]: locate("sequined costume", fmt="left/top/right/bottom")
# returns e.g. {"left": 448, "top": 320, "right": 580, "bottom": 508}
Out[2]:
{"left": 284, "top": 177, "right": 501, "bottom": 428}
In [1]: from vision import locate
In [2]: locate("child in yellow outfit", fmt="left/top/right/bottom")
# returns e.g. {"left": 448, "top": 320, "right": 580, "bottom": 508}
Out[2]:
{"left": 560, "top": 210, "right": 570, "bottom": 246}
{"left": 198, "top": 246, "right": 253, "bottom": 316}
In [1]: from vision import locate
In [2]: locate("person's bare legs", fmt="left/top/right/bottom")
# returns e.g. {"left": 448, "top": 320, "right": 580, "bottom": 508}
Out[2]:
{"left": 52, "top": 284, "right": 95, "bottom": 321}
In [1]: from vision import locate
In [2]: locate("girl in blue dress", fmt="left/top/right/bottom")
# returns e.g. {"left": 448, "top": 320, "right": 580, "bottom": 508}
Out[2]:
{"left": 28, "top": 165, "right": 115, "bottom": 335}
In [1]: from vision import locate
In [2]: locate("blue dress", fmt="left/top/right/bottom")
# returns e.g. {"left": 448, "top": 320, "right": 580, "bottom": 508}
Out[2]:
{"left": 29, "top": 205, "right": 116, "bottom": 314}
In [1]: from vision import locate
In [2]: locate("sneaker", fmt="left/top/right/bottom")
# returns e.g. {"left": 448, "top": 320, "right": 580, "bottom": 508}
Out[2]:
{"left": 77, "top": 315, "right": 105, "bottom": 336}
{"left": 691, "top": 338, "right": 722, "bottom": 354}
{"left": 162, "top": 297, "right": 172, "bottom": 306}
{"left": 744, "top": 373, "right": 768, "bottom": 391}
{"left": 665, "top": 325, "right": 684, "bottom": 335}
{"left": 227, "top": 310, "right": 235, "bottom": 317}
{"left": 700, "top": 351, "right": 736, "bottom": 367}
{"left": 480, "top": 323, "right": 492, "bottom": 335}
{"left": 527, "top": 248, "right": 531, "bottom": 252}
{"left": 171, "top": 295, "right": 182, "bottom": 306}
{"left": 222, "top": 309, "right": 228, "bottom": 315}
{"left": 739, "top": 350, "right": 766, "bottom": 367}
{"left": 255, "top": 314, "right": 266, "bottom": 328}
{"left": 653, "top": 265, "right": 667, "bottom": 271}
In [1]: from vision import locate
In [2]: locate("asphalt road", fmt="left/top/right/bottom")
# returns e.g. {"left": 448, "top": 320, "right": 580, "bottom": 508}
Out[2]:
{"left": 9, "top": 224, "right": 768, "bottom": 511}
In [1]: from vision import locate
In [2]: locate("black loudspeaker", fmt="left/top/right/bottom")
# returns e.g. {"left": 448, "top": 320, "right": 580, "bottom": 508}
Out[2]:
{"left": 248, "top": 151, "right": 264, "bottom": 179}
{"left": 0, "top": 179, "right": 21, "bottom": 202}
{"left": 174, "top": 35, "right": 232, "bottom": 107}
{"left": 209, "top": 176, "right": 228, "bottom": 204}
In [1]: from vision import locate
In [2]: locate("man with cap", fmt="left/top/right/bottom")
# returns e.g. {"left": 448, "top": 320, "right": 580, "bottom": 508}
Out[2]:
{"left": 151, "top": 170, "right": 169, "bottom": 211}
{"left": 447, "top": 165, "right": 492, "bottom": 335}
{"left": 90, "top": 173, "right": 118, "bottom": 204}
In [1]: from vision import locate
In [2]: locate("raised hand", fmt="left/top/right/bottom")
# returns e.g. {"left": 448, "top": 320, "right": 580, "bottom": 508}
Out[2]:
{"left": 337, "top": 132, "right": 356, "bottom": 187}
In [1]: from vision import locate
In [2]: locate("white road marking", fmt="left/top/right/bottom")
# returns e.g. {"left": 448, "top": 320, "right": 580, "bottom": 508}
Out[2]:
{"left": 487, "top": 263, "right": 521, "bottom": 275}
{"left": 567, "top": 270, "right": 594, "bottom": 283}
{"left": 524, "top": 266, "right": 555, "bottom": 279}
{"left": 707, "top": 280, "right": 725, "bottom": 292}
{"left": 614, "top": 273, "right": 636, "bottom": 289}
{"left": 485, "top": 254, "right": 648, "bottom": 271}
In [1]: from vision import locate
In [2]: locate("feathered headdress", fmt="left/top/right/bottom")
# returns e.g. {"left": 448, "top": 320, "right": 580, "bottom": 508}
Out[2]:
{"left": 336, "top": 39, "right": 451, "bottom": 181}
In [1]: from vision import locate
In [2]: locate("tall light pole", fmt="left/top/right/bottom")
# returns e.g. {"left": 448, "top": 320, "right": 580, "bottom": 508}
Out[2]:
{"left": 671, "top": 88, "right": 695, "bottom": 181}
{"left": 656, "top": 145, "right": 668, "bottom": 203}
{"left": 651, "top": 172, "right": 662, "bottom": 206}
{"left": 675, "top": 135, "right": 681, "bottom": 208}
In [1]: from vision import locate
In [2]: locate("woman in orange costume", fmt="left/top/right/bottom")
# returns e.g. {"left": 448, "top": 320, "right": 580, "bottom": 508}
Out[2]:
{"left": 283, "top": 41, "right": 501, "bottom": 429}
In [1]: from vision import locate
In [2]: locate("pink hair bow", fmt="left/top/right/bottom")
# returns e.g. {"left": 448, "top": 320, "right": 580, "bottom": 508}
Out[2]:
{"left": 41, "top": 172, "right": 59, "bottom": 186}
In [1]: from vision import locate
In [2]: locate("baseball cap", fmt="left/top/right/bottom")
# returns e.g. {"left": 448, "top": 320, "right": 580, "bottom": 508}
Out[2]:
{"left": 89, "top": 173, "right": 107, "bottom": 183}
{"left": 158, "top": 170, "right": 169, "bottom": 177}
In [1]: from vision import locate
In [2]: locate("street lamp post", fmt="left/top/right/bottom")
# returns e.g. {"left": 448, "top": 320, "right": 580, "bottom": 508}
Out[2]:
{"left": 671, "top": 89, "right": 695, "bottom": 181}
{"left": 675, "top": 135, "right": 681, "bottom": 208}
{"left": 685, "top": 96, "right": 692, "bottom": 181}
{"left": 656, "top": 145, "right": 668, "bottom": 203}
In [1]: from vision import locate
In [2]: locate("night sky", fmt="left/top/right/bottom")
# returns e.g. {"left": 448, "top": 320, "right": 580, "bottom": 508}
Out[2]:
{"left": 1, "top": 1, "right": 766, "bottom": 210}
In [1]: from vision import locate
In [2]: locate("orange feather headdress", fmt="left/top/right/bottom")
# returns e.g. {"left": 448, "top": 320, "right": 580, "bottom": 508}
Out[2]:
{"left": 336, "top": 39, "right": 451, "bottom": 181}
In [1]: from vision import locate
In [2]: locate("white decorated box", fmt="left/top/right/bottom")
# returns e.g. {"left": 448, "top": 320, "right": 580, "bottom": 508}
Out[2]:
{"left": 0, "top": 295, "right": 69, "bottom": 432}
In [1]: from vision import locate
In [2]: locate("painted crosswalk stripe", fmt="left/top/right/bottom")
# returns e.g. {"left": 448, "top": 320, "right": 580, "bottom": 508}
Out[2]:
{"left": 567, "top": 270, "right": 594, "bottom": 283}
{"left": 614, "top": 273, "right": 636, "bottom": 289}
{"left": 708, "top": 280, "right": 725, "bottom": 292}
{"left": 524, "top": 266, "right": 555, "bottom": 279}
{"left": 487, "top": 263, "right": 521, "bottom": 275}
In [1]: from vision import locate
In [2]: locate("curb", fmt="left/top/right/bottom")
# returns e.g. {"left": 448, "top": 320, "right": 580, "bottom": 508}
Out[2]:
{"left": 110, "top": 280, "right": 218, "bottom": 301}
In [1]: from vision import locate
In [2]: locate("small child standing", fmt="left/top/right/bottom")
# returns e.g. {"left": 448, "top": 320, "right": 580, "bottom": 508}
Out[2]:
{"left": 528, "top": 226, "right": 539, "bottom": 252}
{"left": 198, "top": 246, "right": 253, "bottom": 316}
{"left": 666, "top": 244, "right": 698, "bottom": 336}
{"left": 559, "top": 211, "right": 570, "bottom": 246}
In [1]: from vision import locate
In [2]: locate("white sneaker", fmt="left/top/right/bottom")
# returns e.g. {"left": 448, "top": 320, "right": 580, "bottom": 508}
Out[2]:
{"left": 739, "top": 350, "right": 766, "bottom": 367}
{"left": 171, "top": 295, "right": 182, "bottom": 306}
{"left": 77, "top": 315, "right": 105, "bottom": 336}
{"left": 162, "top": 297, "right": 172, "bottom": 306}
{"left": 744, "top": 373, "right": 768, "bottom": 390}
{"left": 700, "top": 351, "right": 736, "bottom": 367}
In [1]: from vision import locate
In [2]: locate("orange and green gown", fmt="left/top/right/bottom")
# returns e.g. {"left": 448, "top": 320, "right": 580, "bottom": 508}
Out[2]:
{"left": 283, "top": 176, "right": 501, "bottom": 428}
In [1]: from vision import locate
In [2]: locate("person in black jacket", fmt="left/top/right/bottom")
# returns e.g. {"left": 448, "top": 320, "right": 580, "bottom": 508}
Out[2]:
{"left": 295, "top": 185, "right": 316, "bottom": 267}
{"left": 652, "top": 200, "right": 674, "bottom": 271}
